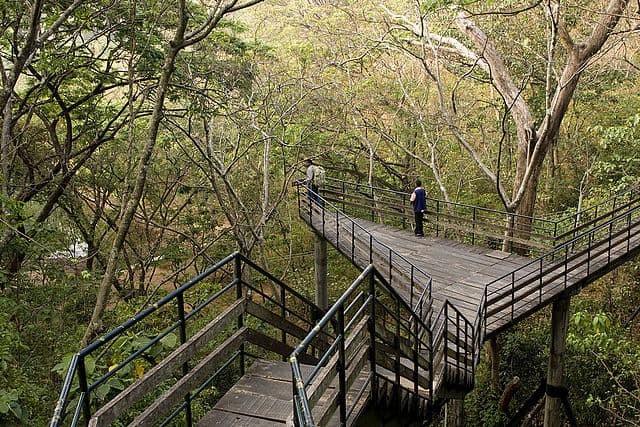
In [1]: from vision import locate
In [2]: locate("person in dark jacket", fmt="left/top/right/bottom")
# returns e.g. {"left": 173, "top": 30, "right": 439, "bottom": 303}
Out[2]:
{"left": 410, "top": 179, "right": 427, "bottom": 237}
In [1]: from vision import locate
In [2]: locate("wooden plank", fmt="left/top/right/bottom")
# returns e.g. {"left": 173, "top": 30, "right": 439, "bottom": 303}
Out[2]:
{"left": 245, "top": 301, "right": 329, "bottom": 351}
{"left": 245, "top": 328, "right": 318, "bottom": 365}
{"left": 196, "top": 409, "right": 284, "bottom": 426}
{"left": 129, "top": 327, "right": 248, "bottom": 427}
{"left": 89, "top": 298, "right": 247, "bottom": 427}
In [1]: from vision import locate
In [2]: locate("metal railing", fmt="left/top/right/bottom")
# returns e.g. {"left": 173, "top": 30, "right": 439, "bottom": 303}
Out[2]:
{"left": 296, "top": 184, "right": 432, "bottom": 320}
{"left": 485, "top": 199, "right": 640, "bottom": 335}
{"left": 290, "top": 264, "right": 433, "bottom": 426}
{"left": 322, "top": 178, "right": 640, "bottom": 256}
{"left": 51, "top": 252, "right": 324, "bottom": 427}
{"left": 321, "top": 178, "right": 560, "bottom": 255}
{"left": 299, "top": 178, "right": 640, "bottom": 397}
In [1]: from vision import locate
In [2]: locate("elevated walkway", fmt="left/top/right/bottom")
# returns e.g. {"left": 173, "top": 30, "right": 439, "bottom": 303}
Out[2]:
{"left": 50, "top": 179, "right": 640, "bottom": 427}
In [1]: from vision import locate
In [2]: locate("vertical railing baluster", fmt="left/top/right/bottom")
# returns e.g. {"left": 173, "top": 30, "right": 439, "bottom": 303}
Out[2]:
{"left": 351, "top": 222, "right": 355, "bottom": 263}
{"left": 564, "top": 245, "right": 569, "bottom": 290}
{"left": 78, "top": 356, "right": 90, "bottom": 425}
{"left": 608, "top": 221, "right": 613, "bottom": 263}
{"left": 369, "top": 271, "right": 378, "bottom": 406}
{"left": 281, "top": 288, "right": 287, "bottom": 357}
{"left": 472, "top": 208, "right": 477, "bottom": 245}
{"left": 337, "top": 307, "right": 347, "bottom": 425}
{"left": 511, "top": 271, "right": 515, "bottom": 321}
{"left": 627, "top": 211, "right": 632, "bottom": 253}
{"left": 177, "top": 293, "right": 192, "bottom": 426}
{"left": 394, "top": 298, "right": 401, "bottom": 413}
{"left": 235, "top": 256, "right": 244, "bottom": 376}
{"left": 539, "top": 258, "right": 543, "bottom": 304}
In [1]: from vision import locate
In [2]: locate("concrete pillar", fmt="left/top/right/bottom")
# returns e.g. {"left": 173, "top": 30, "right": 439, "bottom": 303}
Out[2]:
{"left": 445, "top": 398, "right": 465, "bottom": 427}
{"left": 314, "top": 233, "right": 328, "bottom": 310}
{"left": 544, "top": 296, "right": 571, "bottom": 427}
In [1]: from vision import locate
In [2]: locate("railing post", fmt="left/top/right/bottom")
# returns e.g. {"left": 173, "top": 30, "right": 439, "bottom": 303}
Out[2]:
{"left": 369, "top": 271, "right": 378, "bottom": 405}
{"left": 281, "top": 288, "right": 287, "bottom": 357}
{"left": 472, "top": 208, "right": 477, "bottom": 246}
{"left": 394, "top": 298, "right": 401, "bottom": 413}
{"left": 436, "top": 200, "right": 440, "bottom": 237}
{"left": 564, "top": 246, "right": 569, "bottom": 289}
{"left": 235, "top": 256, "right": 245, "bottom": 376}
{"left": 351, "top": 222, "right": 355, "bottom": 263}
{"left": 628, "top": 211, "right": 632, "bottom": 253}
{"left": 177, "top": 293, "right": 192, "bottom": 426}
{"left": 410, "top": 265, "right": 415, "bottom": 312}
{"left": 608, "top": 222, "right": 613, "bottom": 263}
{"left": 443, "top": 303, "right": 448, "bottom": 371}
{"left": 587, "top": 231, "right": 592, "bottom": 276}
{"left": 388, "top": 248, "right": 392, "bottom": 286}
{"left": 539, "top": 258, "right": 543, "bottom": 304}
{"left": 370, "top": 186, "right": 375, "bottom": 222}
{"left": 412, "top": 313, "right": 419, "bottom": 414}
{"left": 77, "top": 356, "right": 90, "bottom": 426}
{"left": 511, "top": 271, "right": 515, "bottom": 321}
{"left": 337, "top": 306, "right": 347, "bottom": 425}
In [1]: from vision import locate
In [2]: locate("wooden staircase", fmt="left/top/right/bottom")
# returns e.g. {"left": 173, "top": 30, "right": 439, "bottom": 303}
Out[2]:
{"left": 50, "top": 179, "right": 640, "bottom": 427}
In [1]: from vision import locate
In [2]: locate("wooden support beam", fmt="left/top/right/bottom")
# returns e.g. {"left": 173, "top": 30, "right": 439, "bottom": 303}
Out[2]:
{"left": 544, "top": 296, "right": 570, "bottom": 427}
{"left": 445, "top": 398, "right": 465, "bottom": 427}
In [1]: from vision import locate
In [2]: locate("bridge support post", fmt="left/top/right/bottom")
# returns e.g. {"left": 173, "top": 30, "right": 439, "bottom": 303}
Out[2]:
{"left": 544, "top": 296, "right": 570, "bottom": 427}
{"left": 445, "top": 398, "right": 465, "bottom": 426}
{"left": 486, "top": 336, "right": 500, "bottom": 391}
{"left": 314, "top": 233, "right": 328, "bottom": 311}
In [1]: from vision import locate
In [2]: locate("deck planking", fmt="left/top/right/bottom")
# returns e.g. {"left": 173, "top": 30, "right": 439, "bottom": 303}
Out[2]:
{"left": 312, "top": 212, "right": 640, "bottom": 337}
{"left": 199, "top": 359, "right": 371, "bottom": 427}
{"left": 340, "top": 216, "right": 535, "bottom": 332}
{"left": 305, "top": 209, "right": 640, "bottom": 337}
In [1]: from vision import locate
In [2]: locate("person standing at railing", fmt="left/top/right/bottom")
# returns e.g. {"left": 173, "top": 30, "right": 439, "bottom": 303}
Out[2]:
{"left": 411, "top": 179, "right": 427, "bottom": 237}
{"left": 295, "top": 158, "right": 321, "bottom": 205}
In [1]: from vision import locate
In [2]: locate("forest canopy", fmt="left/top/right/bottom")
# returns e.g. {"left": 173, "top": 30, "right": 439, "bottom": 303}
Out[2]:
{"left": 0, "top": 0, "right": 639, "bottom": 424}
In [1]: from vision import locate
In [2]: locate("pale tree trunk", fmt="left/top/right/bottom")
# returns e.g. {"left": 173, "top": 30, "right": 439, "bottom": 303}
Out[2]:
{"left": 385, "top": 0, "right": 630, "bottom": 219}
{"left": 82, "top": 0, "right": 189, "bottom": 346}
{"left": 81, "top": 0, "right": 267, "bottom": 345}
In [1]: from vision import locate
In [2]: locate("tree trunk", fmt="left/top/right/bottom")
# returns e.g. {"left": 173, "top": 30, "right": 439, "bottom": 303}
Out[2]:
{"left": 82, "top": 1, "right": 189, "bottom": 346}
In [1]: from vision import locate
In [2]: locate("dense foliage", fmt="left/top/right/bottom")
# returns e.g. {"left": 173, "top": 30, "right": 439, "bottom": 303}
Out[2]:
{"left": 0, "top": 0, "right": 638, "bottom": 424}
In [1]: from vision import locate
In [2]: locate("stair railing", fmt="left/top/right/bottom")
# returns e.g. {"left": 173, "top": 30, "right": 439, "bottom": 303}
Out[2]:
{"left": 290, "top": 264, "right": 434, "bottom": 427}
{"left": 51, "top": 252, "right": 324, "bottom": 427}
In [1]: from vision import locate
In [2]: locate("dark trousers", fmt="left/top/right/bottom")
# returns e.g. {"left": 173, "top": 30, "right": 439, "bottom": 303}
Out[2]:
{"left": 308, "top": 184, "right": 321, "bottom": 205}
{"left": 414, "top": 210, "right": 424, "bottom": 236}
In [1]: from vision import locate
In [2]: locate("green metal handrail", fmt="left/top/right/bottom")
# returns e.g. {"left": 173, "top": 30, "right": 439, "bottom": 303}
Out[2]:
{"left": 322, "top": 178, "right": 640, "bottom": 255}
{"left": 290, "top": 264, "right": 433, "bottom": 426}
{"left": 51, "top": 252, "right": 324, "bottom": 427}
{"left": 485, "top": 199, "right": 640, "bottom": 335}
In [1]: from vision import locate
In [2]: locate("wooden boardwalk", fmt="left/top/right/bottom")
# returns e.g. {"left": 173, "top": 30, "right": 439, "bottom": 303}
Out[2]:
{"left": 53, "top": 184, "right": 640, "bottom": 427}
{"left": 200, "top": 360, "right": 371, "bottom": 426}
{"left": 355, "top": 218, "right": 534, "bottom": 325}
{"left": 302, "top": 197, "right": 640, "bottom": 338}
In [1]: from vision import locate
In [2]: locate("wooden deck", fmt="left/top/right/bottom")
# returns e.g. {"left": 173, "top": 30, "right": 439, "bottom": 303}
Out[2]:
{"left": 303, "top": 201, "right": 640, "bottom": 338}
{"left": 198, "top": 360, "right": 301, "bottom": 426}
{"left": 355, "top": 218, "right": 534, "bottom": 323}
{"left": 199, "top": 359, "right": 370, "bottom": 426}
